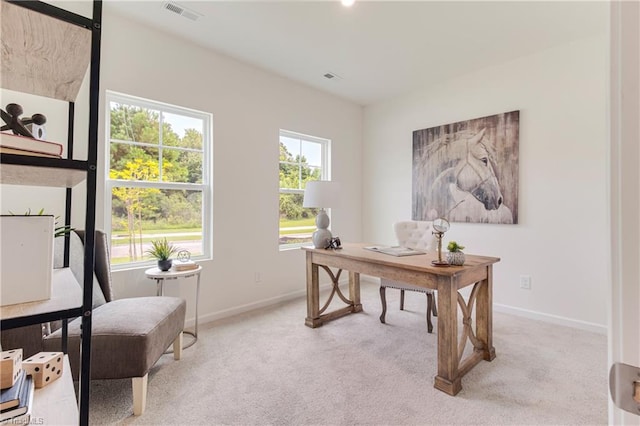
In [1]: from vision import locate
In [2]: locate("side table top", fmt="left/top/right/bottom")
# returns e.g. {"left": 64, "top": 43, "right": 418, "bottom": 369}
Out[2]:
{"left": 145, "top": 265, "right": 202, "bottom": 279}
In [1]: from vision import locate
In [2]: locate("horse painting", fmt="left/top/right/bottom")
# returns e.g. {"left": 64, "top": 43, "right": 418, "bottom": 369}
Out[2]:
{"left": 412, "top": 111, "right": 519, "bottom": 224}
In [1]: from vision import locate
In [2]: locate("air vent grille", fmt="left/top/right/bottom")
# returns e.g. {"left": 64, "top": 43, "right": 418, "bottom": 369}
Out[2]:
{"left": 323, "top": 72, "right": 342, "bottom": 80}
{"left": 162, "top": 2, "right": 201, "bottom": 21}
{"left": 164, "top": 2, "right": 183, "bottom": 15}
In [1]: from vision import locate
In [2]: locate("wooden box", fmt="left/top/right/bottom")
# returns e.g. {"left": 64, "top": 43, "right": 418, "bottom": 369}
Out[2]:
{"left": 23, "top": 352, "right": 63, "bottom": 388}
{"left": 0, "top": 215, "right": 54, "bottom": 306}
{"left": 0, "top": 348, "right": 23, "bottom": 389}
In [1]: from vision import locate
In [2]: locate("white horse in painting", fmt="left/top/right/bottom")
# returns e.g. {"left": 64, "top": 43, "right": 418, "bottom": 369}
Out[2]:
{"left": 413, "top": 128, "right": 513, "bottom": 224}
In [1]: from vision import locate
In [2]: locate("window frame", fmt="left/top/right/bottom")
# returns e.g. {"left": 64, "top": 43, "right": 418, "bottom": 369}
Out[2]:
{"left": 105, "top": 90, "right": 213, "bottom": 270}
{"left": 279, "top": 129, "right": 331, "bottom": 251}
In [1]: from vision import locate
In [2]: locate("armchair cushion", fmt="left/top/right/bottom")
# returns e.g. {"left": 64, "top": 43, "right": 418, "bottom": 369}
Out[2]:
{"left": 43, "top": 296, "right": 186, "bottom": 380}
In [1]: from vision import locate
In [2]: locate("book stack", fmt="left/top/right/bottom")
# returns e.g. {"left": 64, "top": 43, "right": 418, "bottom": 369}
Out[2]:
{"left": 173, "top": 260, "right": 198, "bottom": 271}
{"left": 0, "top": 370, "right": 34, "bottom": 425}
{"left": 0, "top": 132, "right": 63, "bottom": 158}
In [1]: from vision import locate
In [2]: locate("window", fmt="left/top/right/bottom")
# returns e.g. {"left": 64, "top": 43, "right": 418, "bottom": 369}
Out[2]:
{"left": 105, "top": 91, "right": 212, "bottom": 268}
{"left": 279, "top": 130, "right": 330, "bottom": 249}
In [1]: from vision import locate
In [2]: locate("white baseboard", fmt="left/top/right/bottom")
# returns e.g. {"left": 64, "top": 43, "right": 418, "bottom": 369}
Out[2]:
{"left": 191, "top": 282, "right": 336, "bottom": 327}
{"left": 493, "top": 303, "right": 606, "bottom": 335}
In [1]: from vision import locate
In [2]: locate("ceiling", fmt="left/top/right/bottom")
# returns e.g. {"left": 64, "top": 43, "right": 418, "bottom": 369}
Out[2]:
{"left": 105, "top": 1, "right": 608, "bottom": 106}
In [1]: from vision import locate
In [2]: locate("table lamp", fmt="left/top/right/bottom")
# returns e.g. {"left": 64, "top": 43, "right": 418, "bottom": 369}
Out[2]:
{"left": 303, "top": 180, "right": 340, "bottom": 249}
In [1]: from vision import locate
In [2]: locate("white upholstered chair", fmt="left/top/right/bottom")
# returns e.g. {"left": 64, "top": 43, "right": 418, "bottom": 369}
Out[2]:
{"left": 379, "top": 221, "right": 439, "bottom": 332}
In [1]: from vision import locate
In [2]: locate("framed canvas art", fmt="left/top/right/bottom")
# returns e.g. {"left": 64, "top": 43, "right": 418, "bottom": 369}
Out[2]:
{"left": 412, "top": 110, "right": 519, "bottom": 224}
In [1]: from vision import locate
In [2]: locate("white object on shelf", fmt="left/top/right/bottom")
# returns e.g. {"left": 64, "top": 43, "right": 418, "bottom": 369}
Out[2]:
{"left": 0, "top": 215, "right": 53, "bottom": 307}
{"left": 0, "top": 268, "right": 82, "bottom": 321}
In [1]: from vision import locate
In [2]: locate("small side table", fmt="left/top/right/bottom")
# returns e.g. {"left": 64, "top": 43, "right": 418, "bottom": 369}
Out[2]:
{"left": 145, "top": 266, "right": 202, "bottom": 349}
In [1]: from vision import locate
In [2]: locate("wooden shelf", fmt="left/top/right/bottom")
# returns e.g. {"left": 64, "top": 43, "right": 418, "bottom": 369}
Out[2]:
{"left": 0, "top": 268, "right": 83, "bottom": 324}
{"left": 0, "top": 157, "right": 87, "bottom": 188}
{"left": 0, "top": 0, "right": 91, "bottom": 102}
{"left": 32, "top": 355, "right": 79, "bottom": 425}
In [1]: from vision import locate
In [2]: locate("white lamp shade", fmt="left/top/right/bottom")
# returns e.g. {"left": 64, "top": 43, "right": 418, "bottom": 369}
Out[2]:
{"left": 303, "top": 181, "right": 340, "bottom": 208}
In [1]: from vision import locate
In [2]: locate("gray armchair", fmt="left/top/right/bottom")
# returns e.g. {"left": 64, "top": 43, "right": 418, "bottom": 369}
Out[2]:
{"left": 379, "top": 221, "right": 438, "bottom": 332}
{"left": 1, "top": 230, "right": 186, "bottom": 416}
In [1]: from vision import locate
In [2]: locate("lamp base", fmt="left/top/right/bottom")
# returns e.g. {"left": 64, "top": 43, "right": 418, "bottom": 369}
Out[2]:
{"left": 312, "top": 228, "right": 332, "bottom": 249}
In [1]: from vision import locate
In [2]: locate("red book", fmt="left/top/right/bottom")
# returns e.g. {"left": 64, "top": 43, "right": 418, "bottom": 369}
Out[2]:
{"left": 0, "top": 132, "right": 63, "bottom": 157}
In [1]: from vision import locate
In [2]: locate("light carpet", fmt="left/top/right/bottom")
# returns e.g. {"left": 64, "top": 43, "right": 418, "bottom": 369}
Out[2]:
{"left": 88, "top": 280, "right": 607, "bottom": 425}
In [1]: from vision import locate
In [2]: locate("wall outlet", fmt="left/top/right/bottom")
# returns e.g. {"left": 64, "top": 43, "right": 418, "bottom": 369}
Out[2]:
{"left": 519, "top": 275, "right": 531, "bottom": 290}
{"left": 254, "top": 272, "right": 262, "bottom": 283}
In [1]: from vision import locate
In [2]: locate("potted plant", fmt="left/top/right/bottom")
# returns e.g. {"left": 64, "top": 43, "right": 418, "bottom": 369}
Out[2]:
{"left": 146, "top": 238, "right": 178, "bottom": 271}
{"left": 446, "top": 241, "right": 466, "bottom": 266}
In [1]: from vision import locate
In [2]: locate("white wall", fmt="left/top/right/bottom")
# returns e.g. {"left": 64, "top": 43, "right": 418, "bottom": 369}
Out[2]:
{"left": 362, "top": 35, "right": 608, "bottom": 331}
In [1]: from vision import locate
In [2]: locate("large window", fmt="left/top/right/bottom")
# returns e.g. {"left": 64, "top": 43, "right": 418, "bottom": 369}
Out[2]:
{"left": 105, "top": 91, "right": 212, "bottom": 268}
{"left": 279, "top": 130, "right": 330, "bottom": 249}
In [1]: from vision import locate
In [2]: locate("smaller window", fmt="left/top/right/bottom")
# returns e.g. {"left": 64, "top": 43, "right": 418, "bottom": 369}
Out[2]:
{"left": 279, "top": 130, "right": 330, "bottom": 249}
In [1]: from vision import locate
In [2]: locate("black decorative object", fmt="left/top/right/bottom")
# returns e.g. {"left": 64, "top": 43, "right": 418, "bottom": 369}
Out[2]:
{"left": 326, "top": 236, "right": 342, "bottom": 250}
{"left": 0, "top": 103, "right": 47, "bottom": 139}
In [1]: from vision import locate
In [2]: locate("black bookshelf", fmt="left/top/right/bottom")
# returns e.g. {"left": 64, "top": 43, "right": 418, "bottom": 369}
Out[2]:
{"left": 0, "top": 1, "right": 102, "bottom": 424}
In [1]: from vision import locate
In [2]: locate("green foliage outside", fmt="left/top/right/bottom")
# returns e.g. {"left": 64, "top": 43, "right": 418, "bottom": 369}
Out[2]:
{"left": 279, "top": 142, "right": 322, "bottom": 245}
{"left": 279, "top": 142, "right": 321, "bottom": 221}
{"left": 109, "top": 103, "right": 203, "bottom": 262}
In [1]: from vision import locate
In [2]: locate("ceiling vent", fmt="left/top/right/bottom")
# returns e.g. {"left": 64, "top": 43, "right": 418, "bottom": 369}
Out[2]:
{"left": 162, "top": 2, "right": 201, "bottom": 21}
{"left": 323, "top": 72, "right": 342, "bottom": 80}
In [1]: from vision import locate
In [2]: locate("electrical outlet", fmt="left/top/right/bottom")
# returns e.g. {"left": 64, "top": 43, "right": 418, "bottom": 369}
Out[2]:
{"left": 254, "top": 272, "right": 262, "bottom": 283}
{"left": 519, "top": 275, "right": 531, "bottom": 290}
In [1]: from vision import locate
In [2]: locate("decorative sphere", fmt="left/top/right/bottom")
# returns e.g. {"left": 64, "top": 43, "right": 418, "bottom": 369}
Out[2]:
{"left": 177, "top": 250, "right": 191, "bottom": 262}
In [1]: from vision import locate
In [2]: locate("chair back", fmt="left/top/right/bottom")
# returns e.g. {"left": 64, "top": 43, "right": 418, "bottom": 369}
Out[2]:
{"left": 393, "top": 221, "right": 437, "bottom": 251}
{"left": 56, "top": 230, "right": 114, "bottom": 304}
{"left": 76, "top": 230, "right": 115, "bottom": 303}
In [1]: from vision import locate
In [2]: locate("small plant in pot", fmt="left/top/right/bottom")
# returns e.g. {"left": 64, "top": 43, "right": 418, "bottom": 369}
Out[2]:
{"left": 446, "top": 241, "right": 466, "bottom": 266}
{"left": 146, "top": 238, "right": 178, "bottom": 271}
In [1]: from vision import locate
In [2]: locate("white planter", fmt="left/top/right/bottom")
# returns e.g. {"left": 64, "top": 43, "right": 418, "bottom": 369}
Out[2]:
{"left": 446, "top": 251, "right": 466, "bottom": 266}
{"left": 0, "top": 215, "right": 54, "bottom": 306}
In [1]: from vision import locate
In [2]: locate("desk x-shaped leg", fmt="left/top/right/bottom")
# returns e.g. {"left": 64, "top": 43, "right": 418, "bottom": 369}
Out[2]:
{"left": 435, "top": 271, "right": 495, "bottom": 396}
{"left": 305, "top": 262, "right": 362, "bottom": 328}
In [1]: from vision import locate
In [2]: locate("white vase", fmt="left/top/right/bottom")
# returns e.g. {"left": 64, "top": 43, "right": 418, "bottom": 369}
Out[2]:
{"left": 446, "top": 251, "right": 465, "bottom": 266}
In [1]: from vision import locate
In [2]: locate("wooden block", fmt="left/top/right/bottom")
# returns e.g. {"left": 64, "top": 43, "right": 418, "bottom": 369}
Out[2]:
{"left": 0, "top": 349, "right": 22, "bottom": 389}
{"left": 23, "top": 352, "right": 63, "bottom": 389}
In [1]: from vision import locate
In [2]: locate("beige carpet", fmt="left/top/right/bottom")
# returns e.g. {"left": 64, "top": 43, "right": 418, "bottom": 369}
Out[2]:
{"left": 88, "top": 280, "right": 608, "bottom": 425}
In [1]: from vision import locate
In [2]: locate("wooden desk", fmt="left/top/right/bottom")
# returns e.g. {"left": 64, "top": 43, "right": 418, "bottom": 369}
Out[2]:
{"left": 303, "top": 243, "right": 500, "bottom": 396}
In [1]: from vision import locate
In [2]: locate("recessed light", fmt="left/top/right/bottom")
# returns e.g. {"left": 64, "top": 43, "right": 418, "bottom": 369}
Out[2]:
{"left": 341, "top": 0, "right": 355, "bottom": 7}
